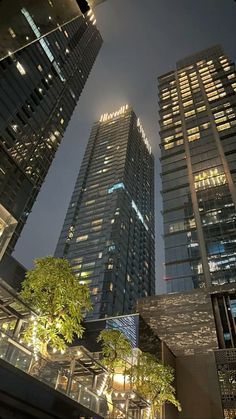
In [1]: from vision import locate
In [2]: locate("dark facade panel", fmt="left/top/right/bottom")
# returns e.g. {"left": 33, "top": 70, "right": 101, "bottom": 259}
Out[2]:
{"left": 0, "top": 254, "right": 26, "bottom": 291}
{"left": 176, "top": 352, "right": 223, "bottom": 419}
{"left": 215, "top": 349, "right": 236, "bottom": 418}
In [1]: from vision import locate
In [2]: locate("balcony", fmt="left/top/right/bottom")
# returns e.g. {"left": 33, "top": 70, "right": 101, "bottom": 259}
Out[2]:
{"left": 0, "top": 279, "right": 150, "bottom": 418}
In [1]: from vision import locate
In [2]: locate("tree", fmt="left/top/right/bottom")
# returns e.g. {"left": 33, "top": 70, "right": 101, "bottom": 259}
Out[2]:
{"left": 129, "top": 352, "right": 181, "bottom": 418}
{"left": 97, "top": 329, "right": 132, "bottom": 415}
{"left": 97, "top": 328, "right": 132, "bottom": 372}
{"left": 20, "top": 256, "right": 91, "bottom": 356}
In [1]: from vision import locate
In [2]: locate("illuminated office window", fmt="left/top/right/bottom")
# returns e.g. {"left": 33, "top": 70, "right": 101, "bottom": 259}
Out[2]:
{"left": 183, "top": 100, "right": 193, "bottom": 107}
{"left": 188, "top": 133, "right": 200, "bottom": 142}
{"left": 80, "top": 271, "right": 93, "bottom": 278}
{"left": 92, "top": 219, "right": 103, "bottom": 225}
{"left": 86, "top": 200, "right": 96, "bottom": 206}
{"left": 163, "top": 118, "right": 173, "bottom": 126}
{"left": 76, "top": 235, "right": 88, "bottom": 242}
{"left": 215, "top": 117, "right": 228, "bottom": 125}
{"left": 16, "top": 61, "right": 26, "bottom": 75}
{"left": 163, "top": 135, "right": 174, "bottom": 143}
{"left": 185, "top": 110, "right": 195, "bottom": 118}
{"left": 194, "top": 168, "right": 227, "bottom": 191}
{"left": 201, "top": 123, "right": 210, "bottom": 129}
{"left": 72, "top": 264, "right": 82, "bottom": 271}
{"left": 164, "top": 142, "right": 174, "bottom": 150}
{"left": 169, "top": 221, "right": 185, "bottom": 233}
{"left": 231, "top": 82, "right": 236, "bottom": 92}
{"left": 187, "top": 126, "right": 199, "bottom": 135}
{"left": 217, "top": 122, "right": 231, "bottom": 132}
{"left": 197, "top": 105, "right": 206, "bottom": 112}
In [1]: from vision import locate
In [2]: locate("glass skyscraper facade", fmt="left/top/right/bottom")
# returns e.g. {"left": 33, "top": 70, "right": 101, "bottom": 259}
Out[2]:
{"left": 55, "top": 105, "right": 155, "bottom": 319}
{"left": 159, "top": 45, "right": 236, "bottom": 292}
{"left": 0, "top": 0, "right": 82, "bottom": 61}
{"left": 0, "top": 0, "right": 104, "bottom": 61}
{"left": 0, "top": 9, "right": 102, "bottom": 260}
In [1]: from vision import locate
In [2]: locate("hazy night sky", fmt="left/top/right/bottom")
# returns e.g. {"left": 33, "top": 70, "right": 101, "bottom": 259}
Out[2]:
{"left": 14, "top": 0, "right": 236, "bottom": 293}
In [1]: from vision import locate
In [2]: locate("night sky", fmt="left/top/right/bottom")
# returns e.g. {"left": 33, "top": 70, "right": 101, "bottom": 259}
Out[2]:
{"left": 14, "top": 0, "right": 236, "bottom": 293}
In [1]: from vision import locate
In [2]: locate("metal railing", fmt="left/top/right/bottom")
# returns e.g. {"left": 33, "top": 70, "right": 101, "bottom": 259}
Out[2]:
{"left": 0, "top": 327, "right": 144, "bottom": 418}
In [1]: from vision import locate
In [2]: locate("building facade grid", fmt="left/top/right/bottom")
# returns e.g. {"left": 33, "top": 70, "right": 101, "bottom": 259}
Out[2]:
{"left": 159, "top": 45, "right": 236, "bottom": 292}
{"left": 55, "top": 106, "right": 155, "bottom": 319}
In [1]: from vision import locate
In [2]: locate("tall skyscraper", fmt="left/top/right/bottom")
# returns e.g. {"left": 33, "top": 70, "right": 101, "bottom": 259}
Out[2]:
{"left": 0, "top": 9, "right": 102, "bottom": 261}
{"left": 55, "top": 105, "right": 155, "bottom": 319}
{"left": 159, "top": 45, "right": 236, "bottom": 292}
{"left": 0, "top": 0, "right": 104, "bottom": 60}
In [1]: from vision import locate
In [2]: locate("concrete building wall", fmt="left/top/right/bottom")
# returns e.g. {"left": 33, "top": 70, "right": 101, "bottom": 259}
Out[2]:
{"left": 137, "top": 290, "right": 218, "bottom": 356}
{"left": 162, "top": 341, "right": 180, "bottom": 419}
{"left": 176, "top": 353, "right": 223, "bottom": 419}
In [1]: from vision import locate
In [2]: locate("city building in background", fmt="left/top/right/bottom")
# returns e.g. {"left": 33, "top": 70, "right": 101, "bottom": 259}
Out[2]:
{"left": 0, "top": 0, "right": 105, "bottom": 61}
{"left": 55, "top": 105, "right": 155, "bottom": 319}
{"left": 159, "top": 45, "right": 236, "bottom": 292}
{"left": 0, "top": 8, "right": 102, "bottom": 263}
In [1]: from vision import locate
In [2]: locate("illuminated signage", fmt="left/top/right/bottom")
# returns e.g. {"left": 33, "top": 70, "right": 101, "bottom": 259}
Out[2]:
{"left": 137, "top": 118, "right": 152, "bottom": 154}
{"left": 100, "top": 105, "right": 129, "bottom": 122}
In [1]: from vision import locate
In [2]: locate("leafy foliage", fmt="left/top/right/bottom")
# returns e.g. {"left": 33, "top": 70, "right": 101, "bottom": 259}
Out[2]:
{"left": 97, "top": 328, "right": 132, "bottom": 372}
{"left": 97, "top": 330, "right": 180, "bottom": 418}
{"left": 20, "top": 256, "right": 91, "bottom": 354}
{"left": 129, "top": 352, "right": 181, "bottom": 417}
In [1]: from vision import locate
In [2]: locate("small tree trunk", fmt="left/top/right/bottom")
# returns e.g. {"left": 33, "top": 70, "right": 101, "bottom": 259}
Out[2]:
{"left": 28, "top": 342, "right": 49, "bottom": 377}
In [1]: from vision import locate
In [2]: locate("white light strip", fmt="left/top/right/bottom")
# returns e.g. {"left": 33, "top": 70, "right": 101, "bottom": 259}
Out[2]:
{"left": 132, "top": 200, "right": 148, "bottom": 230}
{"left": 137, "top": 118, "right": 152, "bottom": 154}
{"left": 21, "top": 8, "right": 65, "bottom": 82}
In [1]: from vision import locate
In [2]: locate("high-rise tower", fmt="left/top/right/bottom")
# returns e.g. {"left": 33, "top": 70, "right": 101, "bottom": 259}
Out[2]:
{"left": 0, "top": 0, "right": 104, "bottom": 60}
{"left": 55, "top": 105, "right": 155, "bottom": 319}
{"left": 159, "top": 45, "right": 236, "bottom": 292}
{"left": 0, "top": 9, "right": 102, "bottom": 260}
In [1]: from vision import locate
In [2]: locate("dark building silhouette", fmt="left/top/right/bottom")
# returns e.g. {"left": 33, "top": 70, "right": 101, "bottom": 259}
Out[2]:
{"left": 55, "top": 105, "right": 155, "bottom": 319}
{"left": 0, "top": 8, "right": 102, "bottom": 262}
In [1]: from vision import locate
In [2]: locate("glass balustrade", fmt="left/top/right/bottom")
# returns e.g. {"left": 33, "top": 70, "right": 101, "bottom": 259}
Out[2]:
{"left": 0, "top": 327, "right": 144, "bottom": 418}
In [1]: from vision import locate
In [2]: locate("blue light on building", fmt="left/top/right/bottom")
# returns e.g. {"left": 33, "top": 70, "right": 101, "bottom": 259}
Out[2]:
{"left": 108, "top": 182, "right": 125, "bottom": 194}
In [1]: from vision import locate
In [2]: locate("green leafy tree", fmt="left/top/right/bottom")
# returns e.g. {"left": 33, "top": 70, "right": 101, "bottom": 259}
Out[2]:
{"left": 20, "top": 256, "right": 91, "bottom": 355}
{"left": 97, "top": 329, "right": 132, "bottom": 415}
{"left": 97, "top": 328, "right": 132, "bottom": 372}
{"left": 129, "top": 352, "right": 181, "bottom": 418}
